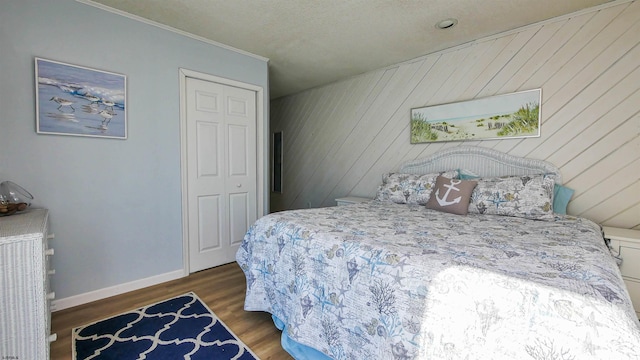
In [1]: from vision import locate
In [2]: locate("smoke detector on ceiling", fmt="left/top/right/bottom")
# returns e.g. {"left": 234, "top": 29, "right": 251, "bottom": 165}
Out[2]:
{"left": 435, "top": 18, "right": 458, "bottom": 30}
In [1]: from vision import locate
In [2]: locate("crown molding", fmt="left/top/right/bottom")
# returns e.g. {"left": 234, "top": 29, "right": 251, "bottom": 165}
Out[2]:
{"left": 75, "top": 0, "right": 269, "bottom": 63}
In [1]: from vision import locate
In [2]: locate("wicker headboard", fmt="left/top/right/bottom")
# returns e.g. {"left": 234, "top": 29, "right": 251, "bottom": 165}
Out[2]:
{"left": 399, "top": 146, "right": 562, "bottom": 184}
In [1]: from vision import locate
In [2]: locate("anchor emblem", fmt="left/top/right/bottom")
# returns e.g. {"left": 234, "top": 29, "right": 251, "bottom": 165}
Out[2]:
{"left": 435, "top": 178, "right": 462, "bottom": 206}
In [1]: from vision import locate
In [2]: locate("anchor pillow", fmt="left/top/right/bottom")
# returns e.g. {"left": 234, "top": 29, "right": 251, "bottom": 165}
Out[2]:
{"left": 426, "top": 175, "right": 477, "bottom": 215}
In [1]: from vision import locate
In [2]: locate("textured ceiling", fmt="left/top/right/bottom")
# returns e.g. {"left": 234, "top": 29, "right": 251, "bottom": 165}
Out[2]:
{"left": 84, "top": 0, "right": 613, "bottom": 99}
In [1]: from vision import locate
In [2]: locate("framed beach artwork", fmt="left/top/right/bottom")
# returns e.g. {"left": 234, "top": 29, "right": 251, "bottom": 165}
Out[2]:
{"left": 35, "top": 57, "right": 127, "bottom": 139}
{"left": 410, "top": 89, "right": 541, "bottom": 144}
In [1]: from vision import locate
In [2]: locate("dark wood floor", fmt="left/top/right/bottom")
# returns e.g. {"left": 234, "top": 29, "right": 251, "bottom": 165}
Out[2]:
{"left": 50, "top": 262, "right": 293, "bottom": 359}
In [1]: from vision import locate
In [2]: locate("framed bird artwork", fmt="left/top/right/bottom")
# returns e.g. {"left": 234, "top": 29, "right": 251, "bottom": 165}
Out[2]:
{"left": 35, "top": 57, "right": 127, "bottom": 139}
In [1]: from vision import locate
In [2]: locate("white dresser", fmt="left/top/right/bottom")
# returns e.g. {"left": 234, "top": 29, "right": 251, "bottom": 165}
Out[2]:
{"left": 0, "top": 209, "right": 56, "bottom": 359}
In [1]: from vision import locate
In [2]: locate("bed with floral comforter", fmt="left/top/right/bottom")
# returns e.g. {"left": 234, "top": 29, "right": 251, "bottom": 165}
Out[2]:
{"left": 237, "top": 201, "right": 640, "bottom": 359}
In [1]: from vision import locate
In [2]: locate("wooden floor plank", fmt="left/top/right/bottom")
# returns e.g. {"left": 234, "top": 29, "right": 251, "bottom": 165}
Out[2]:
{"left": 50, "top": 262, "right": 293, "bottom": 360}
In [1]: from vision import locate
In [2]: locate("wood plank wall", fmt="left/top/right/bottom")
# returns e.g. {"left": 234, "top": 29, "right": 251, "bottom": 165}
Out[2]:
{"left": 270, "top": 0, "right": 640, "bottom": 230}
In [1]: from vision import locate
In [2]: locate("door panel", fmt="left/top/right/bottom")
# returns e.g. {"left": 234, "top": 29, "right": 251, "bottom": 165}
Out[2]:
{"left": 227, "top": 96, "right": 248, "bottom": 116}
{"left": 229, "top": 193, "right": 249, "bottom": 246}
{"left": 195, "top": 90, "right": 220, "bottom": 112}
{"left": 196, "top": 122, "right": 219, "bottom": 177}
{"left": 197, "top": 195, "right": 222, "bottom": 251}
{"left": 186, "top": 77, "right": 257, "bottom": 273}
{"left": 228, "top": 124, "right": 248, "bottom": 176}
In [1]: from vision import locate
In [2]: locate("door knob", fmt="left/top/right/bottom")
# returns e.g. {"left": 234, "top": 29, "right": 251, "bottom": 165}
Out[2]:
{"left": 237, "top": 184, "right": 242, "bottom": 188}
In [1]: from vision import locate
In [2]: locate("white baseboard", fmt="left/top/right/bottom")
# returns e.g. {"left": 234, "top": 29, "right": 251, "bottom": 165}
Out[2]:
{"left": 52, "top": 269, "right": 186, "bottom": 311}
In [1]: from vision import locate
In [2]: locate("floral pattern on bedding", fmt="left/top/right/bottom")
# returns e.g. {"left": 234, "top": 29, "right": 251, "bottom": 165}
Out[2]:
{"left": 237, "top": 201, "right": 640, "bottom": 360}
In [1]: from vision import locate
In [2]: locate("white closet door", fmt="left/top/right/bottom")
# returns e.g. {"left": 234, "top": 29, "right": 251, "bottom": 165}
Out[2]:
{"left": 185, "top": 77, "right": 257, "bottom": 273}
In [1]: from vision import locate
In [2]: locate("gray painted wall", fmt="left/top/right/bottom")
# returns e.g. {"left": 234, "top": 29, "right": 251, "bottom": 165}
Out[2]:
{"left": 271, "top": 0, "right": 639, "bottom": 230}
{"left": 0, "top": 0, "right": 269, "bottom": 301}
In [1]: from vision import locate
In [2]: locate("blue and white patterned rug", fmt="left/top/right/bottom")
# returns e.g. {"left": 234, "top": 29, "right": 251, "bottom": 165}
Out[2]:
{"left": 72, "top": 292, "right": 259, "bottom": 360}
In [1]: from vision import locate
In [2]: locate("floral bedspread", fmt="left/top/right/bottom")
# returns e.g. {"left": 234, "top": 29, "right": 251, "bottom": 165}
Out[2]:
{"left": 236, "top": 201, "right": 640, "bottom": 359}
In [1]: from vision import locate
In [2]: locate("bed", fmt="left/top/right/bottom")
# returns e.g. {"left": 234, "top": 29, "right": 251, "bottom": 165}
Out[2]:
{"left": 236, "top": 146, "right": 640, "bottom": 359}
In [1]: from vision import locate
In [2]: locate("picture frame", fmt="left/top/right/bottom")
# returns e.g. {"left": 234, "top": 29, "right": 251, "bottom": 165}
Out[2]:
{"left": 35, "top": 57, "right": 127, "bottom": 139}
{"left": 410, "top": 89, "right": 541, "bottom": 144}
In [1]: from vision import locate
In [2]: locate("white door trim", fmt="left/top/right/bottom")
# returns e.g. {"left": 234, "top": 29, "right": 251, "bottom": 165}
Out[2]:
{"left": 179, "top": 68, "right": 265, "bottom": 275}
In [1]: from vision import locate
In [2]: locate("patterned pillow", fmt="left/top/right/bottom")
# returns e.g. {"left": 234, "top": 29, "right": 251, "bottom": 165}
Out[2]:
{"left": 375, "top": 171, "right": 458, "bottom": 205}
{"left": 468, "top": 174, "right": 555, "bottom": 220}
{"left": 425, "top": 176, "right": 477, "bottom": 215}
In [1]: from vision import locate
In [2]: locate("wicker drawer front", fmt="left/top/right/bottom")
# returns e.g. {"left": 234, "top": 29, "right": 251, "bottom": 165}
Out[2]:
{"left": 0, "top": 209, "right": 52, "bottom": 360}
